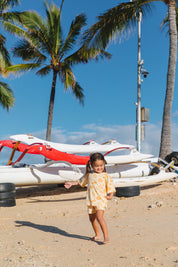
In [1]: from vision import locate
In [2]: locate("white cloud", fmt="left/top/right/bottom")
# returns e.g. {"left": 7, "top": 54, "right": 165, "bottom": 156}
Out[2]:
{"left": 141, "top": 123, "right": 162, "bottom": 156}
{"left": 52, "top": 124, "right": 137, "bottom": 147}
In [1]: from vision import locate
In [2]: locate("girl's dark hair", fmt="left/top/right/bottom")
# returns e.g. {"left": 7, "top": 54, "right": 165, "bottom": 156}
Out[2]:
{"left": 85, "top": 153, "right": 107, "bottom": 174}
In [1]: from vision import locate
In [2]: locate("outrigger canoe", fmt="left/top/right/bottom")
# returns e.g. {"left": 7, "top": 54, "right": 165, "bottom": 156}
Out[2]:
{"left": 0, "top": 137, "right": 177, "bottom": 188}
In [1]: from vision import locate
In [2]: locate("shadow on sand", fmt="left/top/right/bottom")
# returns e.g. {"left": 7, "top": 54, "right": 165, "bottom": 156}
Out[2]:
{"left": 15, "top": 220, "right": 103, "bottom": 244}
{"left": 16, "top": 184, "right": 86, "bottom": 199}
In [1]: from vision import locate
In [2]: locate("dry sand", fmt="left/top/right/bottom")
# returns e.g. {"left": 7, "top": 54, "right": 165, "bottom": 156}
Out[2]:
{"left": 0, "top": 181, "right": 178, "bottom": 267}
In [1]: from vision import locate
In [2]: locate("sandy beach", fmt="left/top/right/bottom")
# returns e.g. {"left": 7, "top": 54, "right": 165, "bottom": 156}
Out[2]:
{"left": 0, "top": 181, "right": 178, "bottom": 267}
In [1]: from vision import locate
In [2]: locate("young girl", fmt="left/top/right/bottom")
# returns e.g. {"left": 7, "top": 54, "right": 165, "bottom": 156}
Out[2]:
{"left": 64, "top": 152, "right": 115, "bottom": 244}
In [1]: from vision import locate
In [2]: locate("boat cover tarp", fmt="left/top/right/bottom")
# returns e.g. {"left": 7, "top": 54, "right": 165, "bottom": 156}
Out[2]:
{"left": 0, "top": 140, "right": 89, "bottom": 165}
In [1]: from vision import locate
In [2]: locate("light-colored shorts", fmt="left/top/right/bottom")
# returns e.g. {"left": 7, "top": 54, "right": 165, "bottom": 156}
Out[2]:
{"left": 87, "top": 204, "right": 106, "bottom": 214}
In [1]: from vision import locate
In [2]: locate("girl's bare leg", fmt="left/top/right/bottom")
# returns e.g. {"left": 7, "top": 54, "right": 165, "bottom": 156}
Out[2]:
{"left": 89, "top": 213, "right": 101, "bottom": 240}
{"left": 96, "top": 210, "right": 110, "bottom": 243}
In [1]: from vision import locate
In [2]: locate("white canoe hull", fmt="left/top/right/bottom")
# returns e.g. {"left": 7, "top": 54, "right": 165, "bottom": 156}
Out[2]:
{"left": 0, "top": 163, "right": 176, "bottom": 187}
{"left": 58, "top": 168, "right": 177, "bottom": 187}
{"left": 113, "top": 171, "right": 177, "bottom": 187}
{"left": 0, "top": 165, "right": 64, "bottom": 186}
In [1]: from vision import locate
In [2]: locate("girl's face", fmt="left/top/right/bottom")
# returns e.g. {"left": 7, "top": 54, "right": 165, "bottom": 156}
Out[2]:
{"left": 92, "top": 159, "right": 105, "bottom": 173}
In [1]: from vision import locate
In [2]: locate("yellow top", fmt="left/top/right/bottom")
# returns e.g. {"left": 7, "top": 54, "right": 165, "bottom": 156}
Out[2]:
{"left": 79, "top": 172, "right": 115, "bottom": 208}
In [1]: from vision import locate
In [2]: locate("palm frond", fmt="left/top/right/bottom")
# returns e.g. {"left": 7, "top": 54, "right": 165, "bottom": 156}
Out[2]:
{"left": 61, "top": 13, "right": 87, "bottom": 54}
{"left": 3, "top": 14, "right": 50, "bottom": 54}
{"left": 61, "top": 66, "right": 75, "bottom": 89}
{"left": 83, "top": 0, "right": 153, "bottom": 49}
{"left": 36, "top": 65, "right": 51, "bottom": 76}
{"left": 21, "top": 12, "right": 48, "bottom": 49}
{"left": 59, "top": 65, "right": 84, "bottom": 104}
{"left": 44, "top": 1, "right": 62, "bottom": 55}
{"left": 0, "top": 0, "right": 20, "bottom": 11}
{"left": 12, "top": 39, "right": 46, "bottom": 63}
{"left": 161, "top": 13, "right": 168, "bottom": 32}
{"left": 0, "top": 81, "right": 14, "bottom": 111}
{"left": 17, "top": 5, "right": 60, "bottom": 56}
{"left": 2, "top": 10, "right": 46, "bottom": 48}
{"left": 16, "top": 11, "right": 44, "bottom": 31}
{"left": 45, "top": 1, "right": 61, "bottom": 30}
{"left": 71, "top": 81, "right": 84, "bottom": 105}
{"left": 2, "top": 20, "right": 32, "bottom": 39}
{"left": 1, "top": 11, "right": 23, "bottom": 22}
{"left": 0, "top": 34, "right": 11, "bottom": 69}
{"left": 65, "top": 45, "right": 111, "bottom": 66}
{"left": 6, "top": 63, "right": 41, "bottom": 74}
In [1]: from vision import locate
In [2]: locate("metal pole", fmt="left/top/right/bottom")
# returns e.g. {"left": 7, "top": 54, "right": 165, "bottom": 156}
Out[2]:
{"left": 136, "top": 12, "right": 142, "bottom": 152}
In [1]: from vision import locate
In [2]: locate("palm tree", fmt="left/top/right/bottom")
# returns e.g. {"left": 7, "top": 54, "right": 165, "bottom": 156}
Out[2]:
{"left": 0, "top": 0, "right": 18, "bottom": 110}
{"left": 2, "top": 1, "right": 111, "bottom": 141}
{"left": 83, "top": 0, "right": 177, "bottom": 159}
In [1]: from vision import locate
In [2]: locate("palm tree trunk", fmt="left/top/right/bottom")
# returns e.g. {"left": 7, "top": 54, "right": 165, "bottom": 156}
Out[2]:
{"left": 46, "top": 70, "right": 57, "bottom": 141}
{"left": 159, "top": 1, "right": 177, "bottom": 159}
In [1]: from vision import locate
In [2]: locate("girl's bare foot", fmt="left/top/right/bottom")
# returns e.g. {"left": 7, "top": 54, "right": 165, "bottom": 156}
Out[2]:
{"left": 89, "top": 235, "right": 101, "bottom": 241}
{"left": 103, "top": 238, "right": 110, "bottom": 244}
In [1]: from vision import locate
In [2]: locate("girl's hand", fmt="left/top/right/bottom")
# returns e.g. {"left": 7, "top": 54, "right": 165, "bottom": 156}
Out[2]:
{"left": 105, "top": 192, "right": 114, "bottom": 200}
{"left": 64, "top": 182, "right": 72, "bottom": 189}
{"left": 105, "top": 196, "right": 112, "bottom": 200}
{"left": 64, "top": 181, "right": 79, "bottom": 189}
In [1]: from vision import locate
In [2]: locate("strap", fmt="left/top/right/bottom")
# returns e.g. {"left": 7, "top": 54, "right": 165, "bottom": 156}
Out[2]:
{"left": 7, "top": 141, "right": 20, "bottom": 165}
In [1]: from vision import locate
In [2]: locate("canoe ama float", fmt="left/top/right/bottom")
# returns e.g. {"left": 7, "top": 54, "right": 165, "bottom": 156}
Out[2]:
{"left": 0, "top": 138, "right": 177, "bottom": 187}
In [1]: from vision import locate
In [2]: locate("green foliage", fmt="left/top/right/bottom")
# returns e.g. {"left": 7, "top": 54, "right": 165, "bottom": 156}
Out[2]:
{"left": 2, "top": 0, "right": 111, "bottom": 139}
{"left": 0, "top": 0, "right": 20, "bottom": 111}
{"left": 0, "top": 82, "right": 14, "bottom": 111}
{"left": 0, "top": 34, "right": 11, "bottom": 71}
{"left": 2, "top": 1, "right": 110, "bottom": 103}
{"left": 0, "top": 0, "right": 20, "bottom": 11}
{"left": 83, "top": 0, "right": 154, "bottom": 50}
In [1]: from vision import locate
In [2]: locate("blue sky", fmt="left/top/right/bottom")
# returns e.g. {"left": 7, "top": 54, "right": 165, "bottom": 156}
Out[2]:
{"left": 0, "top": 0, "right": 178, "bottom": 164}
